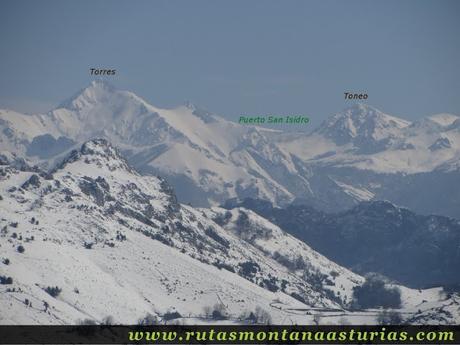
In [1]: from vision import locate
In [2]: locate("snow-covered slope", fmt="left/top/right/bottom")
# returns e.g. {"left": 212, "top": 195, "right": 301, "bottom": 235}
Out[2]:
{"left": 276, "top": 105, "right": 460, "bottom": 217}
{"left": 0, "top": 81, "right": 301, "bottom": 206}
{"left": 314, "top": 104, "right": 411, "bottom": 150}
{"left": 1, "top": 139, "right": 458, "bottom": 325}
{"left": 1, "top": 82, "right": 460, "bottom": 217}
{"left": 279, "top": 104, "right": 460, "bottom": 174}
{"left": 0, "top": 139, "right": 358, "bottom": 324}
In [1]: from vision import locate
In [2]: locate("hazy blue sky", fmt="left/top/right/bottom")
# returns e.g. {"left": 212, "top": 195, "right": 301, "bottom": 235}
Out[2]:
{"left": 1, "top": 0, "right": 459, "bottom": 124}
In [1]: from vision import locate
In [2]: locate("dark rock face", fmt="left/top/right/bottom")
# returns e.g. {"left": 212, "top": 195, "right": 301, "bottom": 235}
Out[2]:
{"left": 79, "top": 176, "right": 112, "bottom": 206}
{"left": 429, "top": 137, "right": 451, "bottom": 151}
{"left": 159, "top": 179, "right": 180, "bottom": 215}
{"left": 21, "top": 174, "right": 41, "bottom": 189}
{"left": 228, "top": 198, "right": 460, "bottom": 288}
{"left": 0, "top": 154, "right": 40, "bottom": 173}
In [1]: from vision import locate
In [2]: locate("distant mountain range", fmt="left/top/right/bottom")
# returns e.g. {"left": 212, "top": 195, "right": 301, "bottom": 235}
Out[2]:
{"left": 2, "top": 81, "right": 460, "bottom": 324}
{"left": 1, "top": 81, "right": 460, "bottom": 218}
{"left": 225, "top": 198, "right": 460, "bottom": 288}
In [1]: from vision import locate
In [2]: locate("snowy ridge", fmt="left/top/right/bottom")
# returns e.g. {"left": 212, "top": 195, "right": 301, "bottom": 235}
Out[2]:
{"left": 315, "top": 104, "right": 411, "bottom": 146}
{"left": 1, "top": 82, "right": 460, "bottom": 217}
{"left": 0, "top": 139, "right": 354, "bottom": 324}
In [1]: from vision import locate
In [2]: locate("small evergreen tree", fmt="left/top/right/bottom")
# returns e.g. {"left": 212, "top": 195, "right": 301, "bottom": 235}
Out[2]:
{"left": 44, "top": 286, "right": 62, "bottom": 298}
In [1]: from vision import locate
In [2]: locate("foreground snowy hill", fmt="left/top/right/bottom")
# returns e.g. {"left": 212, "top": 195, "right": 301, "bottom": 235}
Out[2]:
{"left": 0, "top": 139, "right": 356, "bottom": 324}
{"left": 1, "top": 139, "right": 458, "bottom": 325}
{"left": 1, "top": 81, "right": 459, "bottom": 217}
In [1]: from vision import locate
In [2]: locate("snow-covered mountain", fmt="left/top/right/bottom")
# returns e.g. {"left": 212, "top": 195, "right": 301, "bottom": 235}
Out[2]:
{"left": 314, "top": 104, "right": 411, "bottom": 151}
{"left": 1, "top": 139, "right": 458, "bottom": 325}
{"left": 283, "top": 103, "right": 460, "bottom": 173}
{"left": 0, "top": 139, "right": 358, "bottom": 324}
{"left": 1, "top": 81, "right": 460, "bottom": 217}
{"left": 0, "top": 81, "right": 299, "bottom": 206}
{"left": 278, "top": 105, "right": 460, "bottom": 217}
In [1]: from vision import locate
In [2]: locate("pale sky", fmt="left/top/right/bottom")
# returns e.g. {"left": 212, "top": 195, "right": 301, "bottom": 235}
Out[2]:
{"left": 1, "top": 0, "right": 459, "bottom": 124}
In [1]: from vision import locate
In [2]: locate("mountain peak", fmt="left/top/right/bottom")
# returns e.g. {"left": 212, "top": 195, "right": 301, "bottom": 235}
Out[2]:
{"left": 182, "top": 100, "right": 197, "bottom": 110}
{"left": 86, "top": 79, "right": 119, "bottom": 95}
{"left": 351, "top": 199, "right": 400, "bottom": 212}
{"left": 80, "top": 138, "right": 118, "bottom": 156}
{"left": 316, "top": 104, "right": 410, "bottom": 146}
{"left": 344, "top": 102, "right": 378, "bottom": 113}
{"left": 57, "top": 80, "right": 118, "bottom": 111}
{"left": 55, "top": 138, "right": 133, "bottom": 173}
{"left": 89, "top": 79, "right": 115, "bottom": 88}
